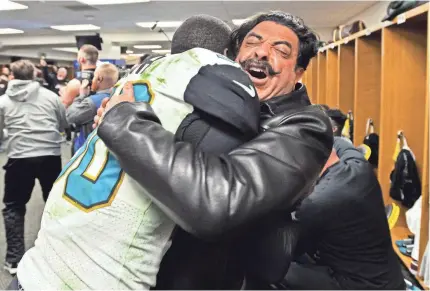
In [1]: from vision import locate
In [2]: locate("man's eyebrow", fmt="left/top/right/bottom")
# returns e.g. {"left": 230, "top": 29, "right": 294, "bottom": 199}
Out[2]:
{"left": 247, "top": 32, "right": 262, "bottom": 39}
{"left": 273, "top": 40, "right": 292, "bottom": 50}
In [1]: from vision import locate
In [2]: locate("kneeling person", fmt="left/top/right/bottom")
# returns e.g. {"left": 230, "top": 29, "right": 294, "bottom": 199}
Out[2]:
{"left": 282, "top": 137, "right": 405, "bottom": 290}
{"left": 15, "top": 16, "right": 259, "bottom": 290}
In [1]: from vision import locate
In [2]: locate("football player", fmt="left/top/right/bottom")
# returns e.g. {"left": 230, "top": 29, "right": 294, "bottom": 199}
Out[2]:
{"left": 14, "top": 15, "right": 259, "bottom": 290}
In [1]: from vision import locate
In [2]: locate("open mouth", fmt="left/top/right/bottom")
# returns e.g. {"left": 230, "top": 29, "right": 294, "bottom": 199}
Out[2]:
{"left": 247, "top": 67, "right": 267, "bottom": 79}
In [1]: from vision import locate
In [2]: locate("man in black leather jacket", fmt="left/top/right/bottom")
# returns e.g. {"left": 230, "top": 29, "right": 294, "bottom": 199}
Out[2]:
{"left": 95, "top": 12, "right": 333, "bottom": 287}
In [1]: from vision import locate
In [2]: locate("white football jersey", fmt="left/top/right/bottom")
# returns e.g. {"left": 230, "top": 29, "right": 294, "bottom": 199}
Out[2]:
{"left": 17, "top": 48, "right": 243, "bottom": 290}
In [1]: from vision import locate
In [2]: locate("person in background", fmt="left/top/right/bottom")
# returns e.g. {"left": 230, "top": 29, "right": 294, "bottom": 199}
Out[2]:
{"left": 0, "top": 60, "right": 67, "bottom": 275}
{"left": 0, "top": 66, "right": 10, "bottom": 96}
{"left": 60, "top": 44, "right": 100, "bottom": 151}
{"left": 66, "top": 63, "right": 118, "bottom": 154}
{"left": 61, "top": 44, "right": 99, "bottom": 107}
{"left": 324, "top": 107, "right": 347, "bottom": 137}
{"left": 40, "top": 58, "right": 68, "bottom": 95}
{"left": 0, "top": 75, "right": 8, "bottom": 96}
{"left": 78, "top": 45, "right": 99, "bottom": 75}
{"left": 39, "top": 60, "right": 72, "bottom": 142}
{"left": 279, "top": 137, "right": 405, "bottom": 290}
{"left": 1, "top": 66, "right": 10, "bottom": 79}
{"left": 33, "top": 67, "right": 46, "bottom": 87}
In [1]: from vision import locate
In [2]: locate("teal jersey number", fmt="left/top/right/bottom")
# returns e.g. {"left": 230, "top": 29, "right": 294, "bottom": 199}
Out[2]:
{"left": 57, "top": 77, "right": 154, "bottom": 212}
{"left": 58, "top": 132, "right": 124, "bottom": 212}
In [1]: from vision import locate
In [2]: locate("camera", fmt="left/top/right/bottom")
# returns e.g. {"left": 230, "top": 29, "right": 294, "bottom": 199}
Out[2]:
{"left": 75, "top": 70, "right": 95, "bottom": 89}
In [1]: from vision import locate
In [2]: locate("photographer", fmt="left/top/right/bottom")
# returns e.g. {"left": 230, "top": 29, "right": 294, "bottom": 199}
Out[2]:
{"left": 0, "top": 66, "right": 10, "bottom": 96}
{"left": 66, "top": 63, "right": 118, "bottom": 154}
{"left": 61, "top": 44, "right": 99, "bottom": 108}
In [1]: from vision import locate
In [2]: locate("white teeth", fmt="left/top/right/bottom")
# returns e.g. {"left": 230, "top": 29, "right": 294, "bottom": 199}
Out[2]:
{"left": 249, "top": 67, "right": 263, "bottom": 72}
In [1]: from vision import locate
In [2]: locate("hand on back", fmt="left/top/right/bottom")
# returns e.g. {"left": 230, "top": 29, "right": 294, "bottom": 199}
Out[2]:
{"left": 93, "top": 81, "right": 135, "bottom": 129}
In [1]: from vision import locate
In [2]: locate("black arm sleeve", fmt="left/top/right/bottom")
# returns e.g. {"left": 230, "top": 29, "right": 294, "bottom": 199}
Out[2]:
{"left": 175, "top": 109, "right": 256, "bottom": 155}
{"left": 41, "top": 66, "right": 56, "bottom": 91}
{"left": 98, "top": 102, "right": 333, "bottom": 239}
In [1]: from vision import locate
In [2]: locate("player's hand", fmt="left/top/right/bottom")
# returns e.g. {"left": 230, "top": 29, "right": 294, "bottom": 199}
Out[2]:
{"left": 106, "top": 81, "right": 135, "bottom": 112}
{"left": 79, "top": 79, "right": 90, "bottom": 97}
{"left": 61, "top": 79, "right": 81, "bottom": 108}
{"left": 40, "top": 58, "right": 47, "bottom": 67}
{"left": 93, "top": 98, "right": 109, "bottom": 129}
{"left": 93, "top": 82, "right": 135, "bottom": 128}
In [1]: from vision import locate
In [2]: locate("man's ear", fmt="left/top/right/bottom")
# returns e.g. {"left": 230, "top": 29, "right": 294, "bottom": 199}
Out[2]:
{"left": 223, "top": 48, "right": 229, "bottom": 56}
{"left": 332, "top": 125, "right": 338, "bottom": 134}
{"left": 294, "top": 67, "right": 305, "bottom": 83}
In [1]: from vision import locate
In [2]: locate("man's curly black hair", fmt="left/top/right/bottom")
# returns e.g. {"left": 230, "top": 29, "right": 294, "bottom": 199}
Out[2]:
{"left": 229, "top": 11, "right": 319, "bottom": 70}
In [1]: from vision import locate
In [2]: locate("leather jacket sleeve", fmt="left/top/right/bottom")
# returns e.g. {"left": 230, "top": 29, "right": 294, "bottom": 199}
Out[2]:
{"left": 98, "top": 101, "right": 333, "bottom": 239}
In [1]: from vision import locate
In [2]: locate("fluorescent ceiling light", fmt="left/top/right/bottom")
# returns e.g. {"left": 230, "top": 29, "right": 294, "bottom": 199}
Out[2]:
{"left": 136, "top": 21, "right": 182, "bottom": 28}
{"left": 51, "top": 24, "right": 100, "bottom": 31}
{"left": 152, "top": 49, "right": 170, "bottom": 54}
{"left": 134, "top": 45, "right": 162, "bottom": 49}
{"left": 126, "top": 50, "right": 134, "bottom": 54}
{"left": 0, "top": 28, "right": 24, "bottom": 34}
{"left": 0, "top": 1, "right": 28, "bottom": 11}
{"left": 232, "top": 19, "right": 247, "bottom": 26}
{"left": 52, "top": 47, "right": 79, "bottom": 53}
{"left": 79, "top": 0, "right": 149, "bottom": 5}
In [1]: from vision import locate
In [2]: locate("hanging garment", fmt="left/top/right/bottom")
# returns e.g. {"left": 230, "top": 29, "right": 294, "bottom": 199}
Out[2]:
{"left": 406, "top": 196, "right": 422, "bottom": 264}
{"left": 390, "top": 133, "right": 421, "bottom": 208}
{"left": 386, "top": 202, "right": 400, "bottom": 230}
{"left": 363, "top": 118, "right": 379, "bottom": 168}
{"left": 341, "top": 111, "right": 354, "bottom": 143}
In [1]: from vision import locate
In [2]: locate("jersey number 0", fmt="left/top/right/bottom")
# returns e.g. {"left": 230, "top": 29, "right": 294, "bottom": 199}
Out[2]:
{"left": 57, "top": 67, "right": 155, "bottom": 212}
{"left": 57, "top": 132, "right": 125, "bottom": 212}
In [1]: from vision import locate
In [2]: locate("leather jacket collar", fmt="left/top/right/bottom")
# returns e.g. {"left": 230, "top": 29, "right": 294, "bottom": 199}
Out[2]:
{"left": 260, "top": 83, "right": 311, "bottom": 119}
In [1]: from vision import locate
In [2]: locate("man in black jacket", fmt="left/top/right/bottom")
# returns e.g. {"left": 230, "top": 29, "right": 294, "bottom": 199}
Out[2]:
{"left": 280, "top": 137, "right": 405, "bottom": 290}
{"left": 95, "top": 11, "right": 333, "bottom": 287}
{"left": 39, "top": 59, "right": 68, "bottom": 95}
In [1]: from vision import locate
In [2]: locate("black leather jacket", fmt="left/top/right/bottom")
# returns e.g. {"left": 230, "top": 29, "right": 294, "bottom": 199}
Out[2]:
{"left": 98, "top": 84, "right": 333, "bottom": 287}
{"left": 98, "top": 84, "right": 333, "bottom": 238}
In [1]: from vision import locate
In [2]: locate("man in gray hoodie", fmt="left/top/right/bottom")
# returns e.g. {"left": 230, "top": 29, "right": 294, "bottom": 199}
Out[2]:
{"left": 0, "top": 60, "right": 68, "bottom": 275}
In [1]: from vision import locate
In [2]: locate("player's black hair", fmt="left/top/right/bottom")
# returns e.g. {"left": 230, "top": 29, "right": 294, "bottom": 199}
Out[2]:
{"left": 229, "top": 11, "right": 319, "bottom": 70}
{"left": 326, "top": 108, "right": 347, "bottom": 136}
{"left": 171, "top": 14, "right": 232, "bottom": 55}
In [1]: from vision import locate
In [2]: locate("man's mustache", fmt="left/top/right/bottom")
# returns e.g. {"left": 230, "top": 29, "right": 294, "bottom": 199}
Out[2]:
{"left": 240, "top": 59, "right": 281, "bottom": 76}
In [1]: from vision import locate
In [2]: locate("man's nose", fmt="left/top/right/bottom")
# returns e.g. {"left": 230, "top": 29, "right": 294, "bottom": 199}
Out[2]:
{"left": 254, "top": 43, "right": 270, "bottom": 60}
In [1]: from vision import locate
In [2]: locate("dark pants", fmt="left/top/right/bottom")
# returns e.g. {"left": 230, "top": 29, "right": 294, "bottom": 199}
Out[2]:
{"left": 280, "top": 262, "right": 341, "bottom": 290}
{"left": 65, "top": 128, "right": 72, "bottom": 142}
{"left": 2, "top": 155, "right": 62, "bottom": 264}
